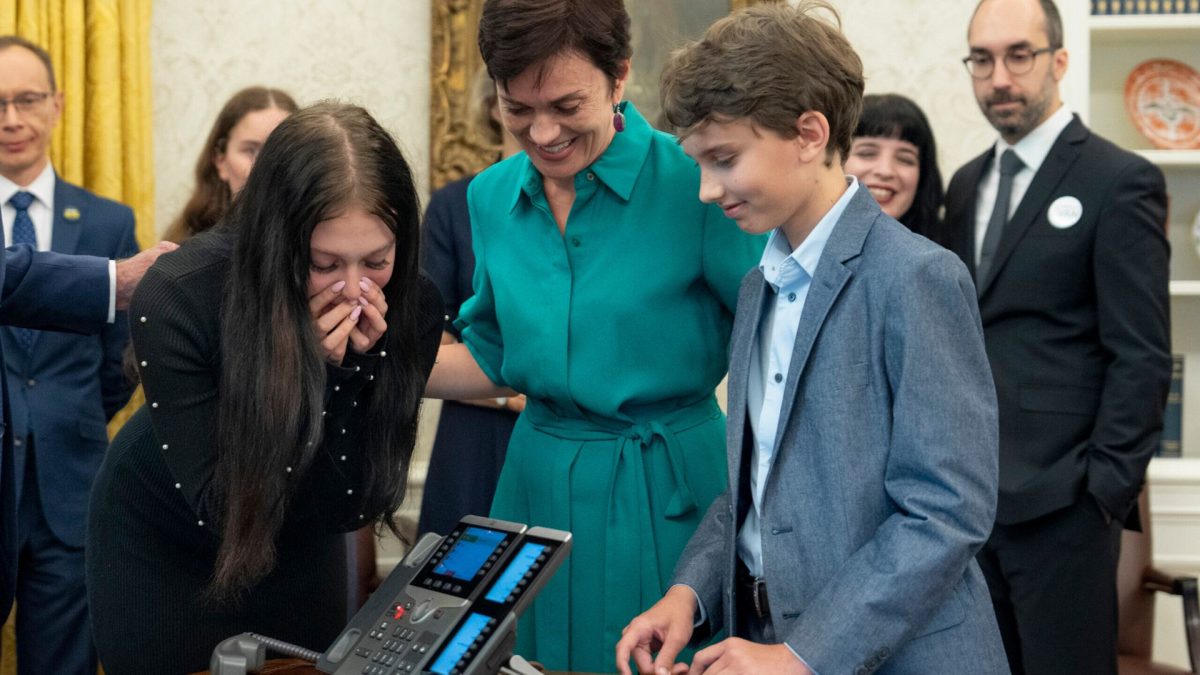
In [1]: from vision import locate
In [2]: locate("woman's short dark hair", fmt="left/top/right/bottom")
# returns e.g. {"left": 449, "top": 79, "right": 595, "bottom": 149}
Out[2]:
{"left": 855, "top": 93, "right": 950, "bottom": 247}
{"left": 211, "top": 101, "right": 424, "bottom": 594}
{"left": 477, "top": 0, "right": 631, "bottom": 89}
{"left": 163, "top": 86, "right": 299, "bottom": 243}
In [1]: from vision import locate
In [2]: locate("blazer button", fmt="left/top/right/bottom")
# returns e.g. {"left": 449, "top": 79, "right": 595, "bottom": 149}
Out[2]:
{"left": 26, "top": 378, "right": 35, "bottom": 387}
{"left": 13, "top": 438, "right": 22, "bottom": 447}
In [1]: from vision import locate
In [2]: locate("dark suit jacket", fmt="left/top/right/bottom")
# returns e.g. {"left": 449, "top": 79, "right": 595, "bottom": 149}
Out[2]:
{"left": 3, "top": 178, "right": 138, "bottom": 548}
{"left": 0, "top": 236, "right": 110, "bottom": 619}
{"left": 675, "top": 188, "right": 1008, "bottom": 674}
{"left": 945, "top": 115, "right": 1171, "bottom": 526}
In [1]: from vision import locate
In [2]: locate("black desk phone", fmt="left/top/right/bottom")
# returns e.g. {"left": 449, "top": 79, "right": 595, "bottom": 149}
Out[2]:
{"left": 318, "top": 515, "right": 571, "bottom": 675}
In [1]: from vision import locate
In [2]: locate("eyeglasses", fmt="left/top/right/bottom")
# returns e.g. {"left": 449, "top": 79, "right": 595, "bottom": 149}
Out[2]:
{"left": 0, "top": 92, "right": 51, "bottom": 115}
{"left": 962, "top": 47, "right": 1057, "bottom": 79}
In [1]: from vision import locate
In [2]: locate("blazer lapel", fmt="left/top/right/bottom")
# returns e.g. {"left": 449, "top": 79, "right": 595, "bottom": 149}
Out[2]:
{"left": 50, "top": 179, "right": 84, "bottom": 255}
{"left": 977, "top": 117, "right": 1087, "bottom": 297}
{"left": 771, "top": 188, "right": 872, "bottom": 451}
{"left": 27, "top": 179, "right": 86, "bottom": 356}
{"left": 950, "top": 151, "right": 992, "bottom": 280}
{"left": 727, "top": 271, "right": 768, "bottom": 492}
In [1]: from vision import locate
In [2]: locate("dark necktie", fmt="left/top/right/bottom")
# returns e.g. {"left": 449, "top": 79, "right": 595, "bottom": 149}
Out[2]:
{"left": 976, "top": 149, "right": 1024, "bottom": 286}
{"left": 9, "top": 191, "right": 38, "bottom": 352}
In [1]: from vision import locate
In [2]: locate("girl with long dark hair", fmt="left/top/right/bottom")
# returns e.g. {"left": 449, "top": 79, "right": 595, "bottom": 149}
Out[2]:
{"left": 86, "top": 102, "right": 442, "bottom": 674}
{"left": 163, "top": 86, "right": 298, "bottom": 243}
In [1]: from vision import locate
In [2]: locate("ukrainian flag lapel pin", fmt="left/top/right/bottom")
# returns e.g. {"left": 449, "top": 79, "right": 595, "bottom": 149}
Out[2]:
{"left": 63, "top": 207, "right": 80, "bottom": 221}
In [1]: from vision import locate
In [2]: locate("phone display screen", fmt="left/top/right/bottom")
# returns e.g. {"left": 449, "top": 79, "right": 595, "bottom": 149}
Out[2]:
{"left": 427, "top": 612, "right": 491, "bottom": 675}
{"left": 484, "top": 542, "right": 547, "bottom": 604}
{"left": 433, "top": 527, "right": 506, "bottom": 581}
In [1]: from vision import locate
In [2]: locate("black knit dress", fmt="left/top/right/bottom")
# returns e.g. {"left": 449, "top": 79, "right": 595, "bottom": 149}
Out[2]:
{"left": 86, "top": 231, "right": 442, "bottom": 674}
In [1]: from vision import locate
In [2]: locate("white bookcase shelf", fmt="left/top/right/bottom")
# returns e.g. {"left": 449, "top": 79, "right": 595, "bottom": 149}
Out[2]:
{"left": 1072, "top": 3, "right": 1200, "bottom": 666}
{"left": 1148, "top": 456, "right": 1200, "bottom": 479}
{"left": 1139, "top": 150, "right": 1200, "bottom": 168}
{"left": 1090, "top": 13, "right": 1200, "bottom": 43}
{"left": 1172, "top": 280, "right": 1200, "bottom": 297}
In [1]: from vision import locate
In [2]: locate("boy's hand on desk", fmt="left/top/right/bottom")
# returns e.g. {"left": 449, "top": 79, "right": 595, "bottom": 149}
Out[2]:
{"left": 689, "top": 639, "right": 812, "bottom": 675}
{"left": 615, "top": 585, "right": 695, "bottom": 675}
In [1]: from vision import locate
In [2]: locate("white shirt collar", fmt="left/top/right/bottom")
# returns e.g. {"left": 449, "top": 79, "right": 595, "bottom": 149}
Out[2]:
{"left": 994, "top": 104, "right": 1073, "bottom": 176}
{"left": 0, "top": 162, "right": 56, "bottom": 210}
{"left": 758, "top": 177, "right": 859, "bottom": 290}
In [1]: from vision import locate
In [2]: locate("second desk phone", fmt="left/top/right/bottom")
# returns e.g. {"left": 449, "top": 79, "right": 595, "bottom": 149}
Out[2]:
{"left": 317, "top": 515, "right": 571, "bottom": 675}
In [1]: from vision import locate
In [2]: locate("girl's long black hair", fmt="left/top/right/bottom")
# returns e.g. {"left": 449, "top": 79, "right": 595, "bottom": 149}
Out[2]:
{"left": 210, "top": 102, "right": 423, "bottom": 595}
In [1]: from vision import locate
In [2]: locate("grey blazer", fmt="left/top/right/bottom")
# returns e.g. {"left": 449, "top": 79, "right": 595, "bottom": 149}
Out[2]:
{"left": 674, "top": 189, "right": 1010, "bottom": 675}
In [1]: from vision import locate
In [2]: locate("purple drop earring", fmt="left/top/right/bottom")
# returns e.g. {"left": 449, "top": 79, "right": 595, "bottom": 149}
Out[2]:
{"left": 613, "top": 101, "right": 627, "bottom": 133}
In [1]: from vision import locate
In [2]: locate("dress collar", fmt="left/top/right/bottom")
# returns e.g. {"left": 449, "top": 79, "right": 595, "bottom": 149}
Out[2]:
{"left": 507, "top": 102, "right": 654, "bottom": 213}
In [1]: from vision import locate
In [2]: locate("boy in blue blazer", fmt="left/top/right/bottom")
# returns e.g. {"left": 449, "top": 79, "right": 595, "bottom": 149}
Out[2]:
{"left": 617, "top": 4, "right": 1008, "bottom": 674}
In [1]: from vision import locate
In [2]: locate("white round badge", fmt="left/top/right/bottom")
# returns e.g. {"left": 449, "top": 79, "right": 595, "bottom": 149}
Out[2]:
{"left": 1047, "top": 196, "right": 1083, "bottom": 229}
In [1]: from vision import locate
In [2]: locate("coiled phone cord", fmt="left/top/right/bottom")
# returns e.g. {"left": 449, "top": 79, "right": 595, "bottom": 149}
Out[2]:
{"left": 246, "top": 632, "right": 322, "bottom": 663}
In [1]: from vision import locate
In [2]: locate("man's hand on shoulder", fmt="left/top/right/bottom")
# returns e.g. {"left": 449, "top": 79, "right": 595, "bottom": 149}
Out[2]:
{"left": 689, "top": 639, "right": 812, "bottom": 675}
{"left": 616, "top": 585, "right": 697, "bottom": 675}
{"left": 115, "top": 241, "right": 179, "bottom": 310}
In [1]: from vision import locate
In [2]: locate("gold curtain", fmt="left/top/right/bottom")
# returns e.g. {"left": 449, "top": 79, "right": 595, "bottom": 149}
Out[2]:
{"left": 0, "top": 2, "right": 153, "bottom": 671}
{"left": 0, "top": 0, "right": 154, "bottom": 430}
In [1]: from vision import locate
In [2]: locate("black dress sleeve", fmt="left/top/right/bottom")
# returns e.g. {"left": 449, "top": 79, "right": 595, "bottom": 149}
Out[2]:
{"left": 127, "top": 265, "right": 225, "bottom": 527}
{"left": 132, "top": 264, "right": 444, "bottom": 533}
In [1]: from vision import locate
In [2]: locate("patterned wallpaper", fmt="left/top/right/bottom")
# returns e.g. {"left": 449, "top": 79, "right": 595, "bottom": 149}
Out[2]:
{"left": 828, "top": 0, "right": 1000, "bottom": 182}
{"left": 151, "top": 0, "right": 1018, "bottom": 233}
{"left": 150, "top": 0, "right": 430, "bottom": 235}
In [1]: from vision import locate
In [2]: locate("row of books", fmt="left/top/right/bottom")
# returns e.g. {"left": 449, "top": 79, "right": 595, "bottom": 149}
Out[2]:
{"left": 1159, "top": 354, "right": 1184, "bottom": 458}
{"left": 1093, "top": 0, "right": 1200, "bottom": 12}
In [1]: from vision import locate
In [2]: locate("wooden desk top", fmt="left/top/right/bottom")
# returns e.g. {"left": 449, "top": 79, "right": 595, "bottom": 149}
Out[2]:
{"left": 196, "top": 659, "right": 604, "bottom": 674}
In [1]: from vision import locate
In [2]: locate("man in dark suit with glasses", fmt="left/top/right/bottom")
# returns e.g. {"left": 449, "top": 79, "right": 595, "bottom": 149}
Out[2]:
{"left": 944, "top": 1, "right": 1171, "bottom": 673}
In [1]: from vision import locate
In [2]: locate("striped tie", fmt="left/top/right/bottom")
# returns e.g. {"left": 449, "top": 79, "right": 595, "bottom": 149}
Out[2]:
{"left": 8, "top": 191, "right": 39, "bottom": 352}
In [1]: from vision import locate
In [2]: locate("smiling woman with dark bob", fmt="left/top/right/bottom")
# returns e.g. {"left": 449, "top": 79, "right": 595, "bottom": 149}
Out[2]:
{"left": 422, "top": 0, "right": 765, "bottom": 671}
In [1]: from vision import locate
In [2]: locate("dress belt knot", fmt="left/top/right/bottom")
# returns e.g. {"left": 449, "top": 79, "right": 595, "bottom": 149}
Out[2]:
{"left": 623, "top": 419, "right": 696, "bottom": 518}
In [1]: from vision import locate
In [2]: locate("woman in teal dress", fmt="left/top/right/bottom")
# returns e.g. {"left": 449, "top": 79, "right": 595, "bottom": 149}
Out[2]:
{"left": 424, "top": 0, "right": 764, "bottom": 670}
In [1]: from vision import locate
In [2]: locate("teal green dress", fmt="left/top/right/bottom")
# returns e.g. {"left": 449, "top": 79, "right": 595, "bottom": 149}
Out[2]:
{"left": 457, "top": 104, "right": 765, "bottom": 672}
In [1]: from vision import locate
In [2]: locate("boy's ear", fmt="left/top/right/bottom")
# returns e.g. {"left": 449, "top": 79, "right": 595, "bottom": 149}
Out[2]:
{"left": 793, "top": 111, "right": 831, "bottom": 164}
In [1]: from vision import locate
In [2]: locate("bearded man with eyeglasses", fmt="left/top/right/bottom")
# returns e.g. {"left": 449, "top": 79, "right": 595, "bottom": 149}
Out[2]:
{"left": 944, "top": 1, "right": 1171, "bottom": 674}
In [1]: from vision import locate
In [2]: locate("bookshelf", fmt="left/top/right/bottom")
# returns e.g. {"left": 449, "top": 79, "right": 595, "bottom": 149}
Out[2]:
{"left": 1139, "top": 149, "right": 1200, "bottom": 167}
{"left": 1069, "top": 3, "right": 1200, "bottom": 463}
{"left": 1066, "top": 1, "right": 1200, "bottom": 667}
{"left": 1090, "top": 13, "right": 1200, "bottom": 42}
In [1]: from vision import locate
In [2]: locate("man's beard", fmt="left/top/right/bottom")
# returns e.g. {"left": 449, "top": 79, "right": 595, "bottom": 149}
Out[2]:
{"left": 982, "top": 88, "right": 1050, "bottom": 140}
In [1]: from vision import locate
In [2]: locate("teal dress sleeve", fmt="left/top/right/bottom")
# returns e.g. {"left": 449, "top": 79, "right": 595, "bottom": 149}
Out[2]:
{"left": 456, "top": 178, "right": 506, "bottom": 387}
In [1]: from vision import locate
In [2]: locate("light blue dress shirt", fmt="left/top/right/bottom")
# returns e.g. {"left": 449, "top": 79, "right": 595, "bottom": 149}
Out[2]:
{"left": 738, "top": 177, "right": 860, "bottom": 578}
{"left": 679, "top": 178, "right": 858, "bottom": 675}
